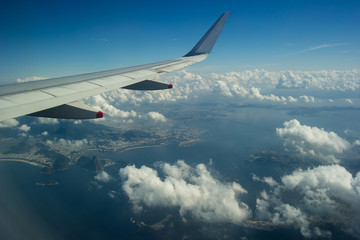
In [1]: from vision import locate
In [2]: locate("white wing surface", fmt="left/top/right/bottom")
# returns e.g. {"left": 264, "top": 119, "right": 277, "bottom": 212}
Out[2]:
{"left": 0, "top": 12, "right": 230, "bottom": 122}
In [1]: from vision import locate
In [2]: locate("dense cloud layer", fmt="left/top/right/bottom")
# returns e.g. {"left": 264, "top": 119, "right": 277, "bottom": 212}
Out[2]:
{"left": 81, "top": 69, "right": 359, "bottom": 110}
{"left": 120, "top": 160, "right": 250, "bottom": 224}
{"left": 15, "top": 68, "right": 360, "bottom": 92}
{"left": 5, "top": 69, "right": 356, "bottom": 128}
{"left": 276, "top": 119, "right": 350, "bottom": 163}
{"left": 14, "top": 70, "right": 360, "bottom": 115}
{"left": 256, "top": 164, "right": 360, "bottom": 238}
{"left": 212, "top": 69, "right": 360, "bottom": 91}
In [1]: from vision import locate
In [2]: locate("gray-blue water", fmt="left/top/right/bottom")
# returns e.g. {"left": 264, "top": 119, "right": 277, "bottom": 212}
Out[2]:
{"left": 1, "top": 105, "right": 359, "bottom": 239}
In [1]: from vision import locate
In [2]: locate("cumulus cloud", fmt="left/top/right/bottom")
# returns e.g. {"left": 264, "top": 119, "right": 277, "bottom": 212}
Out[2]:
{"left": 353, "top": 140, "right": 360, "bottom": 146}
{"left": 256, "top": 165, "right": 360, "bottom": 238}
{"left": 0, "top": 119, "right": 19, "bottom": 128}
{"left": 89, "top": 70, "right": 208, "bottom": 106}
{"left": 147, "top": 111, "right": 167, "bottom": 122}
{"left": 46, "top": 138, "right": 89, "bottom": 148}
{"left": 287, "top": 96, "right": 298, "bottom": 103}
{"left": 18, "top": 124, "right": 31, "bottom": 132}
{"left": 299, "top": 95, "right": 315, "bottom": 103}
{"left": 88, "top": 95, "right": 137, "bottom": 118}
{"left": 85, "top": 94, "right": 168, "bottom": 125}
{"left": 276, "top": 119, "right": 350, "bottom": 163}
{"left": 252, "top": 174, "right": 278, "bottom": 187}
{"left": 275, "top": 69, "right": 360, "bottom": 90}
{"left": 249, "top": 87, "right": 287, "bottom": 102}
{"left": 214, "top": 81, "right": 288, "bottom": 103}
{"left": 37, "top": 118, "right": 59, "bottom": 124}
{"left": 345, "top": 99, "right": 353, "bottom": 104}
{"left": 120, "top": 160, "right": 250, "bottom": 224}
{"left": 215, "top": 80, "right": 233, "bottom": 97}
{"left": 212, "top": 69, "right": 360, "bottom": 91}
{"left": 81, "top": 69, "right": 359, "bottom": 113}
{"left": 94, "top": 171, "right": 112, "bottom": 183}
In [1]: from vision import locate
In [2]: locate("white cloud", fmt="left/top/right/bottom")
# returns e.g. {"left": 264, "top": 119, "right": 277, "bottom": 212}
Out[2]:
{"left": 353, "top": 140, "right": 360, "bottom": 146}
{"left": 18, "top": 132, "right": 27, "bottom": 138}
{"left": 213, "top": 69, "right": 360, "bottom": 91}
{"left": 0, "top": 119, "right": 19, "bottom": 128}
{"left": 46, "top": 138, "right": 88, "bottom": 148}
{"left": 276, "top": 119, "right": 350, "bottom": 162}
{"left": 249, "top": 87, "right": 286, "bottom": 102}
{"left": 85, "top": 94, "right": 168, "bottom": 125}
{"left": 287, "top": 96, "right": 298, "bottom": 102}
{"left": 88, "top": 95, "right": 137, "bottom": 118}
{"left": 108, "top": 190, "right": 117, "bottom": 199}
{"left": 37, "top": 118, "right": 59, "bottom": 124}
{"left": 252, "top": 174, "right": 278, "bottom": 187}
{"left": 214, "top": 81, "right": 288, "bottom": 103}
{"left": 42, "top": 131, "right": 48, "bottom": 136}
{"left": 60, "top": 138, "right": 88, "bottom": 147}
{"left": 256, "top": 165, "right": 360, "bottom": 238}
{"left": 299, "top": 95, "right": 315, "bottom": 103}
{"left": 120, "top": 160, "right": 250, "bottom": 224}
{"left": 94, "top": 171, "right": 112, "bottom": 183}
{"left": 215, "top": 80, "right": 233, "bottom": 97}
{"left": 345, "top": 99, "right": 353, "bottom": 104}
{"left": 81, "top": 69, "right": 359, "bottom": 113}
{"left": 16, "top": 76, "right": 47, "bottom": 83}
{"left": 147, "top": 112, "right": 167, "bottom": 122}
{"left": 18, "top": 124, "right": 31, "bottom": 132}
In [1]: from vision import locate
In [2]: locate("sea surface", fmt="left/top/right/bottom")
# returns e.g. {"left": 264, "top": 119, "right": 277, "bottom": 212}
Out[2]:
{"left": 1, "top": 105, "right": 359, "bottom": 239}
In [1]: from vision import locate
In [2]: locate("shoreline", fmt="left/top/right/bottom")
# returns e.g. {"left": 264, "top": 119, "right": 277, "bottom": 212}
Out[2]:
{"left": 0, "top": 158, "right": 45, "bottom": 167}
{"left": 119, "top": 144, "right": 166, "bottom": 153}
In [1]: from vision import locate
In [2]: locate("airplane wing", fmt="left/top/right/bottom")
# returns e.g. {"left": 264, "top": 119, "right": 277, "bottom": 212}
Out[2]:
{"left": 0, "top": 12, "right": 230, "bottom": 122}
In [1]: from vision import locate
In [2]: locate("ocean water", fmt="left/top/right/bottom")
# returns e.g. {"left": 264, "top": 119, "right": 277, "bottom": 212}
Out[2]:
{"left": 0, "top": 162, "right": 136, "bottom": 240}
{"left": 1, "top": 105, "right": 359, "bottom": 239}
{"left": 0, "top": 108, "right": 284, "bottom": 240}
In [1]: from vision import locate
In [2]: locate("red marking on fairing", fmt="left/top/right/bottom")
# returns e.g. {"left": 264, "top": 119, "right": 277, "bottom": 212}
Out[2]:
{"left": 96, "top": 111, "right": 104, "bottom": 118}
{"left": 168, "top": 84, "right": 173, "bottom": 89}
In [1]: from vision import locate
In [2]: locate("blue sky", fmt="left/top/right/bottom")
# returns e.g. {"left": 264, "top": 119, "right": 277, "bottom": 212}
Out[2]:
{"left": 1, "top": 0, "right": 359, "bottom": 83}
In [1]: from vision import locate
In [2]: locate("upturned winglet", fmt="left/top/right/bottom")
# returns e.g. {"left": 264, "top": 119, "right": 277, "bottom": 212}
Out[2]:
{"left": 184, "top": 12, "right": 230, "bottom": 57}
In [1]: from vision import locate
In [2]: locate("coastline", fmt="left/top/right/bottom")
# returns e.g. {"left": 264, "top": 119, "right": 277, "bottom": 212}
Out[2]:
{"left": 0, "top": 158, "right": 45, "bottom": 167}
{"left": 119, "top": 144, "right": 166, "bottom": 153}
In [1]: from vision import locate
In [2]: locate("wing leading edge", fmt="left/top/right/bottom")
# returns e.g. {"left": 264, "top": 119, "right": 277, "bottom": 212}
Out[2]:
{"left": 0, "top": 12, "right": 230, "bottom": 122}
